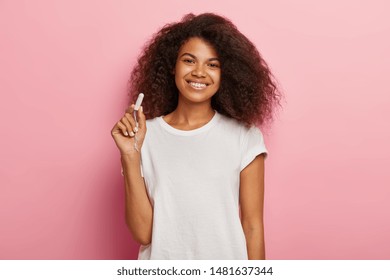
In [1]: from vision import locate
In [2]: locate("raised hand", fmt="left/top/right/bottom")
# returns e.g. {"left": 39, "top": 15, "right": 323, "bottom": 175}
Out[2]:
{"left": 111, "top": 104, "right": 147, "bottom": 156}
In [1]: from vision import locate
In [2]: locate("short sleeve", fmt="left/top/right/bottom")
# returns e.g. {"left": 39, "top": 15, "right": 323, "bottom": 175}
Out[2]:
{"left": 240, "top": 126, "right": 267, "bottom": 171}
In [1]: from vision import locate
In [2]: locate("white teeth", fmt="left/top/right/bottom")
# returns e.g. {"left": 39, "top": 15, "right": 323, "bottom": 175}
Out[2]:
{"left": 189, "top": 82, "right": 207, "bottom": 89}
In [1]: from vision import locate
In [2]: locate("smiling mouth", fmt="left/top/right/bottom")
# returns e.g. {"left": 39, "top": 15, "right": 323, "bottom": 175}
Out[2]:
{"left": 187, "top": 81, "right": 209, "bottom": 89}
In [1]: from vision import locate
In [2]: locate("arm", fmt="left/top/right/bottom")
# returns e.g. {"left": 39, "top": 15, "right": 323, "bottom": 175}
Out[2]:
{"left": 239, "top": 154, "right": 266, "bottom": 260}
{"left": 121, "top": 153, "right": 153, "bottom": 245}
{"left": 111, "top": 105, "right": 153, "bottom": 245}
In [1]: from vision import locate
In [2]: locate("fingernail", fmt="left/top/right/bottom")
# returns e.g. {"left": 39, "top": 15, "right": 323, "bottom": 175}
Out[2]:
{"left": 134, "top": 127, "right": 138, "bottom": 133}
{"left": 129, "top": 131, "right": 135, "bottom": 137}
{"left": 124, "top": 131, "right": 128, "bottom": 136}
{"left": 140, "top": 106, "right": 143, "bottom": 112}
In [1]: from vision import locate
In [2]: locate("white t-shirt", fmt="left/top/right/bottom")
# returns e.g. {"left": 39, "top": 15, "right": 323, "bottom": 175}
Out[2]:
{"left": 138, "top": 111, "right": 267, "bottom": 259}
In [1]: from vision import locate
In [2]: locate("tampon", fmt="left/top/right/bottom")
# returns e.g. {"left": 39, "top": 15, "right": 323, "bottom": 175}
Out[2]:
{"left": 134, "top": 93, "right": 144, "bottom": 111}
{"left": 133, "top": 93, "right": 144, "bottom": 152}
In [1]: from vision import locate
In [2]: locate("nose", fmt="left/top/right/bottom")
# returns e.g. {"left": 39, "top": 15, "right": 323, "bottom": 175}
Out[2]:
{"left": 191, "top": 64, "right": 206, "bottom": 78}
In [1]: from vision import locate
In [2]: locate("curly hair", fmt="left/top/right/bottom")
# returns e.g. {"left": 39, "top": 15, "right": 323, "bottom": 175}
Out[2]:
{"left": 128, "top": 13, "right": 281, "bottom": 126}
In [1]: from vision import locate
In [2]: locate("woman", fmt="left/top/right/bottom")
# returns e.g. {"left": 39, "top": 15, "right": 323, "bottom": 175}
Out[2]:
{"left": 111, "top": 13, "right": 280, "bottom": 259}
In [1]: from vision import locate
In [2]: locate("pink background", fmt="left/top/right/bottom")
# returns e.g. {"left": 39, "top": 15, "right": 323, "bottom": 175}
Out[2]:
{"left": 1, "top": 0, "right": 389, "bottom": 259}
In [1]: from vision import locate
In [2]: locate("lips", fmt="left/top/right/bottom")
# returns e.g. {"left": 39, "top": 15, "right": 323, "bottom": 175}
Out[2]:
{"left": 187, "top": 81, "right": 208, "bottom": 89}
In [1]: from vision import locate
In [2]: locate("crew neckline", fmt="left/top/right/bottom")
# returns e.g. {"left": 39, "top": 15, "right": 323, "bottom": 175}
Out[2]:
{"left": 157, "top": 111, "right": 221, "bottom": 136}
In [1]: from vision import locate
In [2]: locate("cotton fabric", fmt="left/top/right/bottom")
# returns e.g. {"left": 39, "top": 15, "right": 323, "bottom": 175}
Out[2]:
{"left": 138, "top": 111, "right": 267, "bottom": 259}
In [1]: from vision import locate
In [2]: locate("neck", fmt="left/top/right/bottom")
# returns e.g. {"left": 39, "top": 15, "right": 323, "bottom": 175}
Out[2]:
{"left": 164, "top": 98, "right": 215, "bottom": 130}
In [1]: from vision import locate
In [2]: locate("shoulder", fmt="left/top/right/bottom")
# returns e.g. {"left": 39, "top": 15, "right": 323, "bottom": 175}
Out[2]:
{"left": 216, "top": 112, "right": 264, "bottom": 140}
{"left": 145, "top": 116, "right": 161, "bottom": 128}
{"left": 217, "top": 112, "right": 244, "bottom": 131}
{"left": 143, "top": 117, "right": 162, "bottom": 143}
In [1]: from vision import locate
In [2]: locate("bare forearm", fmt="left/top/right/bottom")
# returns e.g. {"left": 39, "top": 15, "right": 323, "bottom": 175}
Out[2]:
{"left": 121, "top": 153, "right": 153, "bottom": 245}
{"left": 243, "top": 227, "right": 265, "bottom": 260}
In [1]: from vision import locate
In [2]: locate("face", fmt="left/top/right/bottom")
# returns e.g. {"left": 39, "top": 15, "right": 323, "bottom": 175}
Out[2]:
{"left": 174, "top": 37, "right": 221, "bottom": 105}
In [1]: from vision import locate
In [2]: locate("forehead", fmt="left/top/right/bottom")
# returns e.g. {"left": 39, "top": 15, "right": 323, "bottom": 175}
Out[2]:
{"left": 178, "top": 37, "right": 218, "bottom": 58}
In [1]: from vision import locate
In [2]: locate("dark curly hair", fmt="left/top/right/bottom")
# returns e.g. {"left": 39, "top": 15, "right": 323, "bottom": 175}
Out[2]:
{"left": 128, "top": 13, "right": 281, "bottom": 126}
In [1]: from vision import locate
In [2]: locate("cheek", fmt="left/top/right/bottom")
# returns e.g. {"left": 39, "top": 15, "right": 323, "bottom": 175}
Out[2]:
{"left": 174, "top": 67, "right": 182, "bottom": 83}
{"left": 211, "top": 71, "right": 221, "bottom": 85}
{"left": 174, "top": 69, "right": 187, "bottom": 89}
{"left": 174, "top": 74, "right": 181, "bottom": 89}
{"left": 175, "top": 65, "right": 191, "bottom": 78}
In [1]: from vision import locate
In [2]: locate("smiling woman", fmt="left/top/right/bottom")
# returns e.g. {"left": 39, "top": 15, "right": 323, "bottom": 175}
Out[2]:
{"left": 111, "top": 13, "right": 281, "bottom": 260}
{"left": 173, "top": 37, "right": 221, "bottom": 110}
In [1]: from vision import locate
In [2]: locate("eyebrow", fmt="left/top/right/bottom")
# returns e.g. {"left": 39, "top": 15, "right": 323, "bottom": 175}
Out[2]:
{"left": 180, "top": 53, "right": 220, "bottom": 61}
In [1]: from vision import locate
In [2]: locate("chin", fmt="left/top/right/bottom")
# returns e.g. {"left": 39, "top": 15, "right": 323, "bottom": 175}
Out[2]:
{"left": 182, "top": 90, "right": 216, "bottom": 103}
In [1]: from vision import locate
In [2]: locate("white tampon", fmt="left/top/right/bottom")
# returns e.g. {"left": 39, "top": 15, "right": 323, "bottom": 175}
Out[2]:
{"left": 134, "top": 93, "right": 144, "bottom": 111}
{"left": 133, "top": 93, "right": 144, "bottom": 152}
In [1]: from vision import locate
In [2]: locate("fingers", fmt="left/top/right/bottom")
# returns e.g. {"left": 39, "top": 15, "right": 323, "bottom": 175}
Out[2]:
{"left": 137, "top": 106, "right": 146, "bottom": 130}
{"left": 113, "top": 103, "right": 146, "bottom": 139}
{"left": 116, "top": 121, "right": 129, "bottom": 137}
{"left": 118, "top": 103, "right": 145, "bottom": 137}
{"left": 121, "top": 113, "right": 136, "bottom": 137}
{"left": 125, "top": 104, "right": 134, "bottom": 114}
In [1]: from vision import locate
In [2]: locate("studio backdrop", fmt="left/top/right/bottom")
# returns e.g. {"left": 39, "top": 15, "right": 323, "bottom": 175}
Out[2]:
{"left": 0, "top": 0, "right": 389, "bottom": 259}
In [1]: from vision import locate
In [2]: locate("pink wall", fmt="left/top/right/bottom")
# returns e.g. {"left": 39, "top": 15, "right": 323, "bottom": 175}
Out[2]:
{"left": 1, "top": 0, "right": 389, "bottom": 259}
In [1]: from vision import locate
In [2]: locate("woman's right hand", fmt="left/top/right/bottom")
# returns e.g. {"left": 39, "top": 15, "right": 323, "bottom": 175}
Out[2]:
{"left": 111, "top": 105, "right": 147, "bottom": 156}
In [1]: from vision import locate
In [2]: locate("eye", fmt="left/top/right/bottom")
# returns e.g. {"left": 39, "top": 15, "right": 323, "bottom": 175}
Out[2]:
{"left": 208, "top": 62, "right": 220, "bottom": 68}
{"left": 183, "top": 58, "right": 195, "bottom": 64}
